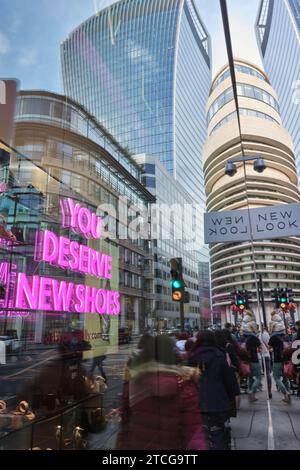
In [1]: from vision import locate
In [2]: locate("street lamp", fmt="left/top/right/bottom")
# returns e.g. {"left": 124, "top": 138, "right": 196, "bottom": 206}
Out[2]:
{"left": 224, "top": 154, "right": 268, "bottom": 328}
{"left": 224, "top": 161, "right": 237, "bottom": 177}
{"left": 224, "top": 155, "right": 266, "bottom": 176}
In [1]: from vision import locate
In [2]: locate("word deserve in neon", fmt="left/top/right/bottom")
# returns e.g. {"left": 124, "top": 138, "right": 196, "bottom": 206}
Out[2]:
{"left": 36, "top": 230, "right": 112, "bottom": 279}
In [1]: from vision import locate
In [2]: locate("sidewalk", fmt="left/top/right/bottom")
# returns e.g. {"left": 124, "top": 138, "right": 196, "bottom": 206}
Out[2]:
{"left": 88, "top": 388, "right": 300, "bottom": 450}
{"left": 231, "top": 391, "right": 300, "bottom": 450}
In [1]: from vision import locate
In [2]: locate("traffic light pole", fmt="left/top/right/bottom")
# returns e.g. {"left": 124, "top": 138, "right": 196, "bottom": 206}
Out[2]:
{"left": 180, "top": 299, "right": 184, "bottom": 333}
{"left": 258, "top": 274, "right": 267, "bottom": 328}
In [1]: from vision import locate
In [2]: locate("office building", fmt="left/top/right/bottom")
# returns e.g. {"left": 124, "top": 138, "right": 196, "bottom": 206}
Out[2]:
{"left": 203, "top": 58, "right": 300, "bottom": 322}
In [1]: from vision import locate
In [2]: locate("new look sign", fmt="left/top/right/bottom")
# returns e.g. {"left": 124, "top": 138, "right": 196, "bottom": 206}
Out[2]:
{"left": 204, "top": 203, "right": 300, "bottom": 244}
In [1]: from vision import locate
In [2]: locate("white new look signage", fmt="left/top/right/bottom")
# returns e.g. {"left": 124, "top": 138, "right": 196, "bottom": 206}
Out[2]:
{"left": 204, "top": 203, "right": 300, "bottom": 244}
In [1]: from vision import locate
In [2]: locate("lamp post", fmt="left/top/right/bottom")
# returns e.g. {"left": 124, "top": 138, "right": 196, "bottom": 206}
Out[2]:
{"left": 224, "top": 154, "right": 267, "bottom": 327}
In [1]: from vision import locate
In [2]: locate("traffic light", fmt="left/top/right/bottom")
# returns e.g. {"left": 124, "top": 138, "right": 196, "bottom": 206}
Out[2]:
{"left": 287, "top": 288, "right": 294, "bottom": 303}
{"left": 230, "top": 290, "right": 249, "bottom": 312}
{"left": 279, "top": 288, "right": 288, "bottom": 310}
{"left": 271, "top": 288, "right": 279, "bottom": 308}
{"left": 236, "top": 291, "right": 246, "bottom": 311}
{"left": 184, "top": 291, "right": 190, "bottom": 304}
{"left": 245, "top": 290, "right": 252, "bottom": 308}
{"left": 170, "top": 258, "right": 184, "bottom": 302}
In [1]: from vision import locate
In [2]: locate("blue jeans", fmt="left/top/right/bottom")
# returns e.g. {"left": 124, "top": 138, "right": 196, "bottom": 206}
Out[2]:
{"left": 273, "top": 362, "right": 290, "bottom": 395}
{"left": 248, "top": 363, "right": 262, "bottom": 393}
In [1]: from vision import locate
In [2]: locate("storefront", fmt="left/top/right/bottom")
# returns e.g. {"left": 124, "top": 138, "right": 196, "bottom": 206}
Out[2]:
{"left": 0, "top": 91, "right": 155, "bottom": 449}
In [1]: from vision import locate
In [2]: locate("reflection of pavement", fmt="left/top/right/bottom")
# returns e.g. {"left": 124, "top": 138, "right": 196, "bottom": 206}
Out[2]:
{"left": 0, "top": 342, "right": 136, "bottom": 449}
{"left": 87, "top": 342, "right": 135, "bottom": 450}
{"left": 231, "top": 391, "right": 300, "bottom": 450}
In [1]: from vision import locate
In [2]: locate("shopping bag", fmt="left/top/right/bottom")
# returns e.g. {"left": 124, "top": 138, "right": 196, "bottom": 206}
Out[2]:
{"left": 283, "top": 360, "right": 296, "bottom": 380}
{"left": 239, "top": 361, "right": 251, "bottom": 379}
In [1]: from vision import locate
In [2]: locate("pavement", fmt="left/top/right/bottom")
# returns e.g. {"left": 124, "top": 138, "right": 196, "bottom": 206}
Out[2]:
{"left": 231, "top": 390, "right": 300, "bottom": 450}
{"left": 90, "top": 390, "right": 300, "bottom": 451}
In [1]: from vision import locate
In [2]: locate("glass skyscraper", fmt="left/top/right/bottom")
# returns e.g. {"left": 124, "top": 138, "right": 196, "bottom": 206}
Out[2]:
{"left": 61, "top": 0, "right": 211, "bottom": 240}
{"left": 61, "top": 0, "right": 212, "bottom": 325}
{"left": 256, "top": 0, "right": 300, "bottom": 180}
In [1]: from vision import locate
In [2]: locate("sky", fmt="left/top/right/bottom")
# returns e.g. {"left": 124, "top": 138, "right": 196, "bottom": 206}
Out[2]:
{"left": 0, "top": 0, "right": 262, "bottom": 92}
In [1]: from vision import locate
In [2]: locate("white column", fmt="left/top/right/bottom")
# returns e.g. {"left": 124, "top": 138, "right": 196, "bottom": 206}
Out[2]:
{"left": 34, "top": 313, "right": 44, "bottom": 343}
{"left": 0, "top": 340, "right": 6, "bottom": 364}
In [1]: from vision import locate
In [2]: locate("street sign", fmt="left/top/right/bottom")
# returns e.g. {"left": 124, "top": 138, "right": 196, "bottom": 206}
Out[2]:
{"left": 204, "top": 203, "right": 300, "bottom": 244}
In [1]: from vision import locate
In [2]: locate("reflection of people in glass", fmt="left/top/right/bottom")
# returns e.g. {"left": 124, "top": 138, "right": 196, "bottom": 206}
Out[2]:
{"left": 90, "top": 355, "right": 107, "bottom": 383}
{"left": 0, "top": 214, "right": 16, "bottom": 241}
{"left": 117, "top": 334, "right": 207, "bottom": 450}
{"left": 18, "top": 331, "right": 93, "bottom": 413}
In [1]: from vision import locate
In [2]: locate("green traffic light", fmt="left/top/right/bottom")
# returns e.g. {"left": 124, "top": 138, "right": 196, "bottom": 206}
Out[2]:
{"left": 280, "top": 297, "right": 287, "bottom": 303}
{"left": 237, "top": 299, "right": 244, "bottom": 305}
{"left": 171, "top": 279, "right": 183, "bottom": 289}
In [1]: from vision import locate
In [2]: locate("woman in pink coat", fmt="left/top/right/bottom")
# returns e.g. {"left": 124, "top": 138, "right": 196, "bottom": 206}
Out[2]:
{"left": 116, "top": 334, "right": 207, "bottom": 450}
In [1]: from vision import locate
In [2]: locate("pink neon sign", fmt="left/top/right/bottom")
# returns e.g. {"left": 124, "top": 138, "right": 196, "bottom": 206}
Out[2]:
{"left": 35, "top": 229, "right": 112, "bottom": 279}
{"left": 10, "top": 198, "right": 121, "bottom": 316}
{"left": 15, "top": 273, "right": 121, "bottom": 315}
{"left": 60, "top": 198, "right": 102, "bottom": 239}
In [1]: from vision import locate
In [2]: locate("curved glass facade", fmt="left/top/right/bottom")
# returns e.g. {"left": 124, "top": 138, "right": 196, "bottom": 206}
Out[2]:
{"left": 61, "top": 0, "right": 201, "bottom": 174}
{"left": 61, "top": 0, "right": 211, "bottom": 191}
{"left": 207, "top": 82, "right": 280, "bottom": 124}
{"left": 15, "top": 94, "right": 140, "bottom": 181}
{"left": 211, "top": 63, "right": 267, "bottom": 93}
{"left": 256, "top": 0, "right": 300, "bottom": 182}
{"left": 210, "top": 107, "right": 280, "bottom": 135}
{"left": 61, "top": 0, "right": 212, "bottom": 325}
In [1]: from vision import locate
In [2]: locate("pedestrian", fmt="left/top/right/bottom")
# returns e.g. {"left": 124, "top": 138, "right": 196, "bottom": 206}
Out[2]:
{"left": 292, "top": 321, "right": 300, "bottom": 341}
{"left": 241, "top": 311, "right": 262, "bottom": 402}
{"left": 225, "top": 323, "right": 238, "bottom": 344}
{"left": 269, "top": 329, "right": 291, "bottom": 403}
{"left": 188, "top": 330, "right": 239, "bottom": 450}
{"left": 116, "top": 334, "right": 207, "bottom": 450}
{"left": 175, "top": 332, "right": 189, "bottom": 361}
{"left": 258, "top": 324, "right": 272, "bottom": 398}
{"left": 90, "top": 355, "right": 107, "bottom": 383}
{"left": 269, "top": 310, "right": 285, "bottom": 335}
{"left": 222, "top": 329, "right": 241, "bottom": 405}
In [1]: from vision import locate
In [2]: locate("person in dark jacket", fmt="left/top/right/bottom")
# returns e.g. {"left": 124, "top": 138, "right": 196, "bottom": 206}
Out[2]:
{"left": 188, "top": 330, "right": 239, "bottom": 450}
{"left": 117, "top": 334, "right": 207, "bottom": 450}
{"left": 244, "top": 332, "right": 262, "bottom": 402}
{"left": 269, "top": 333, "right": 291, "bottom": 403}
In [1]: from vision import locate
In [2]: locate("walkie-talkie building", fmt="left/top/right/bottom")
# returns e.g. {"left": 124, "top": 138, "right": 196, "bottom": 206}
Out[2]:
{"left": 256, "top": 0, "right": 300, "bottom": 181}
{"left": 61, "top": 0, "right": 212, "bottom": 326}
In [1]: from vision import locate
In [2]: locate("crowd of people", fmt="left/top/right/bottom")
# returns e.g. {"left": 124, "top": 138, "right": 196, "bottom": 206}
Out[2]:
{"left": 115, "top": 313, "right": 300, "bottom": 451}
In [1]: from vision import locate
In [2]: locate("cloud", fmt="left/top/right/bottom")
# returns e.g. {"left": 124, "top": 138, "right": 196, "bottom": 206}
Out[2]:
{"left": 0, "top": 32, "right": 10, "bottom": 55}
{"left": 17, "top": 49, "right": 38, "bottom": 67}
